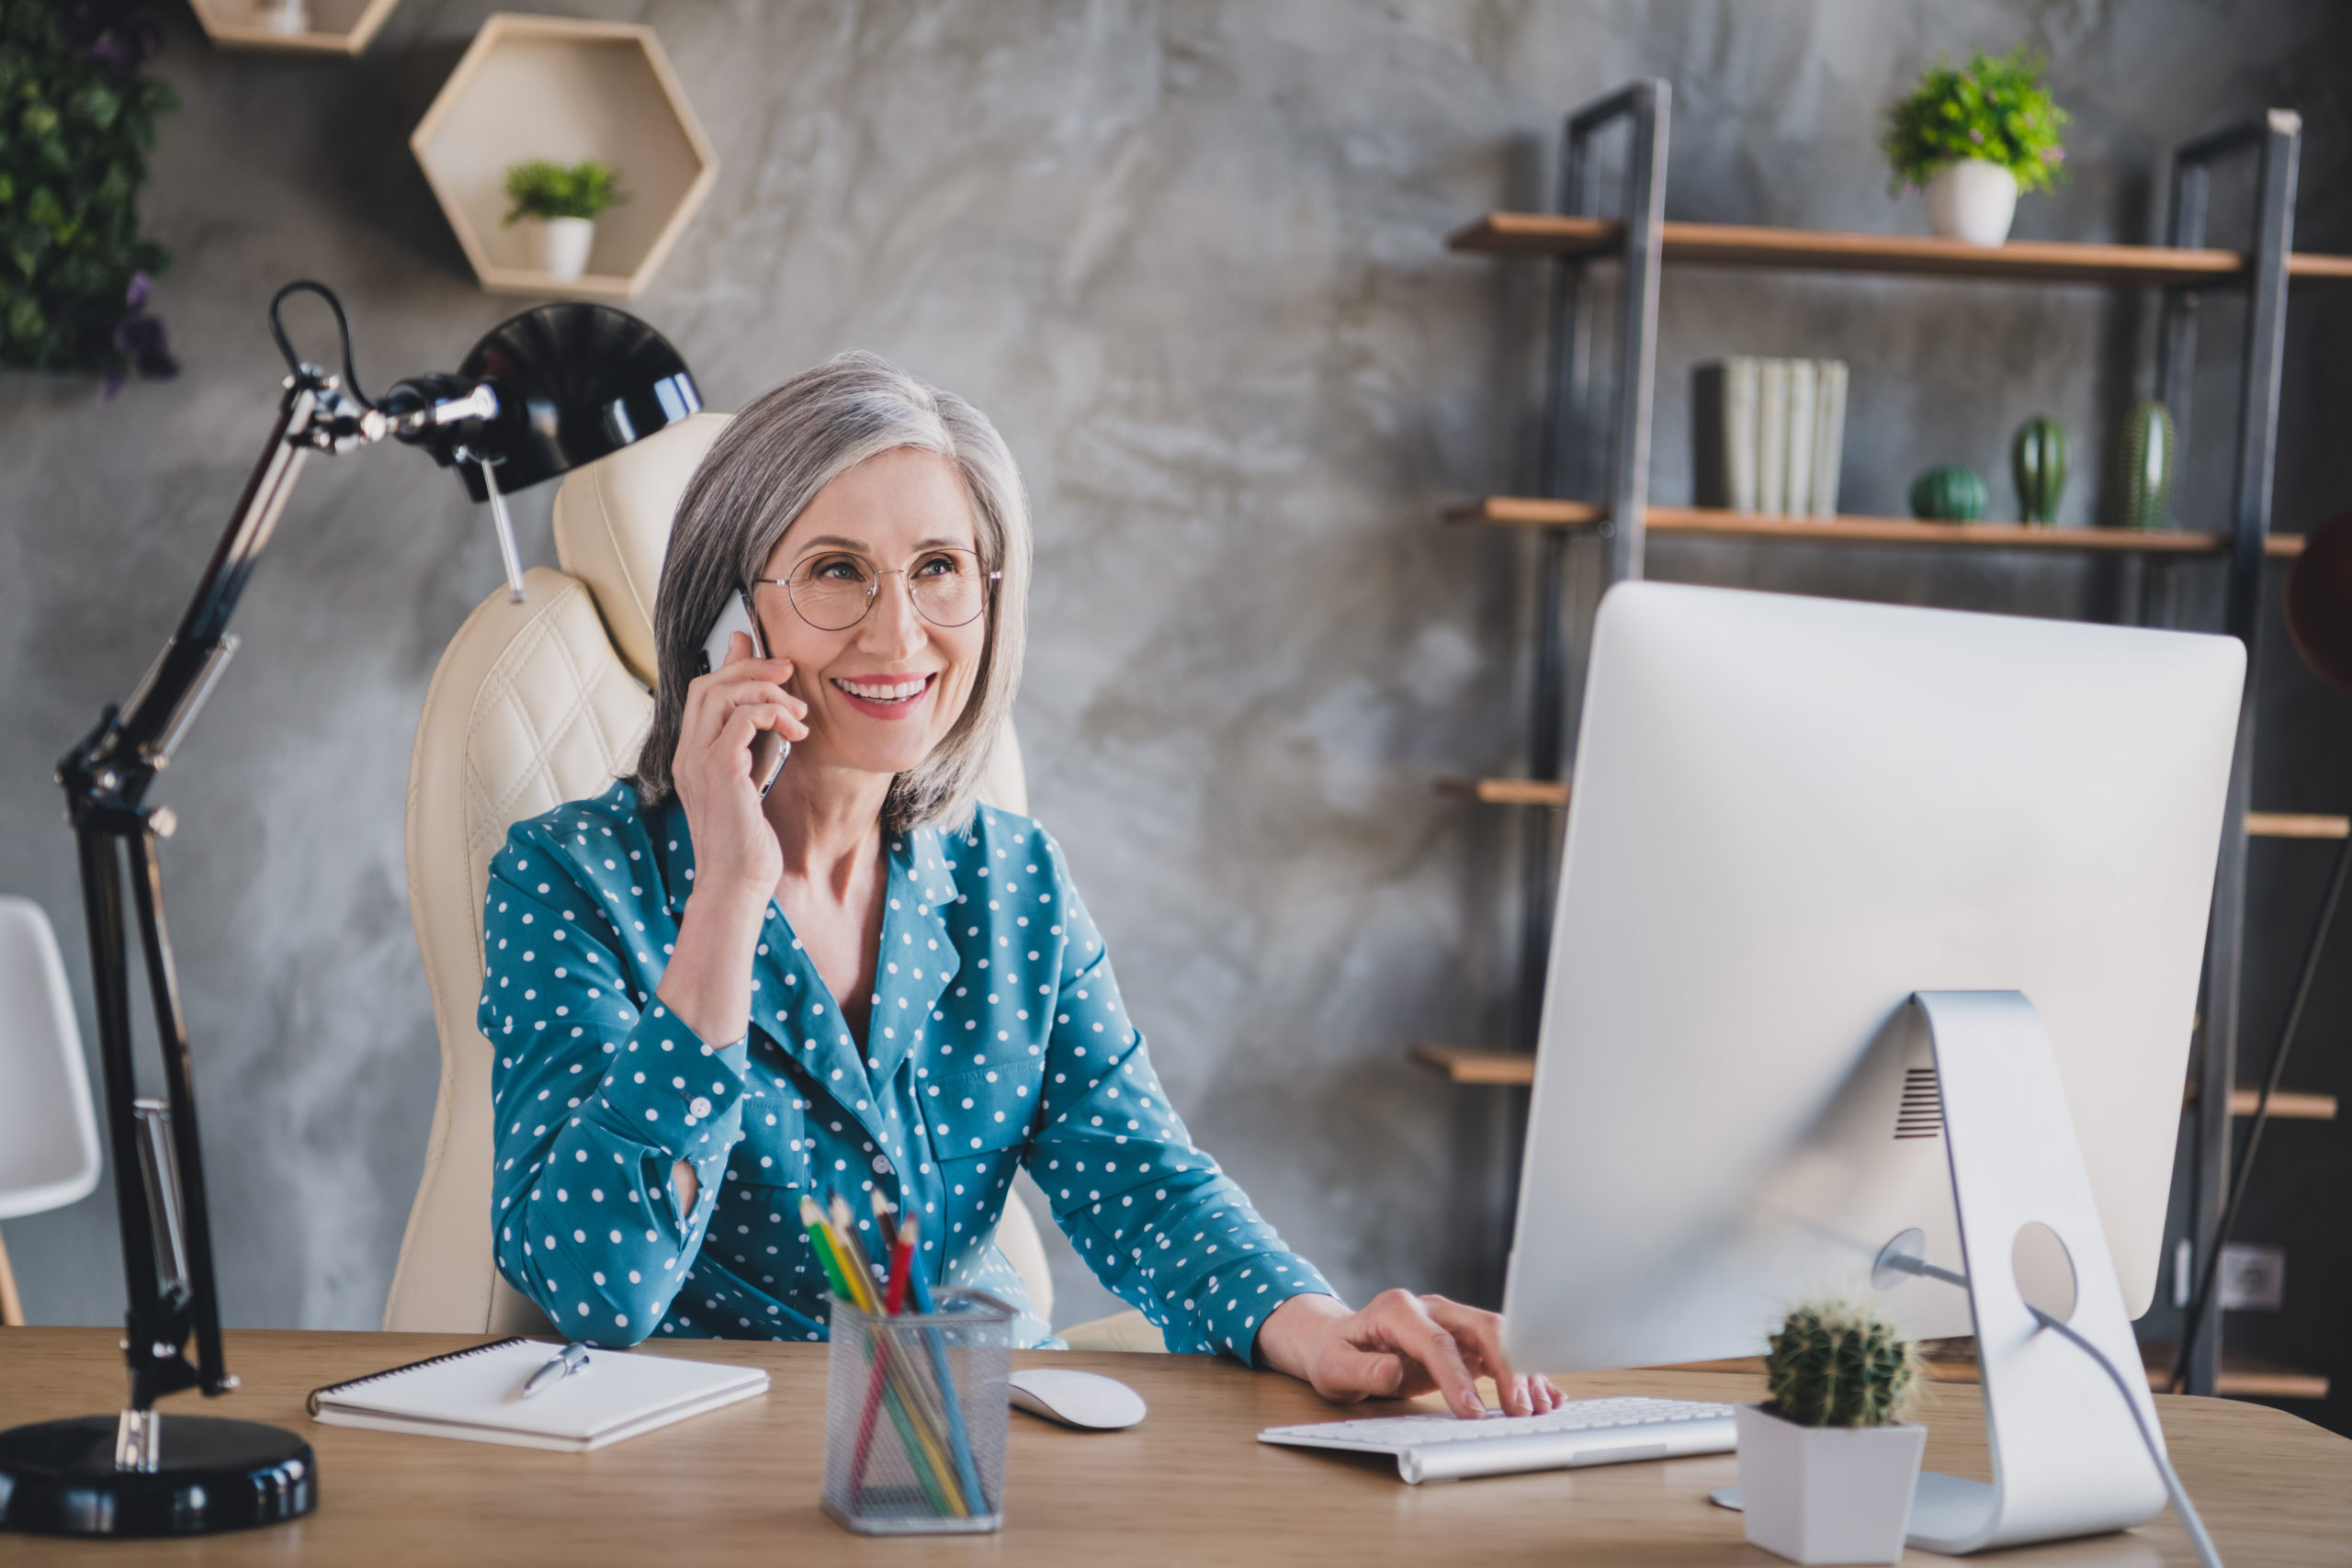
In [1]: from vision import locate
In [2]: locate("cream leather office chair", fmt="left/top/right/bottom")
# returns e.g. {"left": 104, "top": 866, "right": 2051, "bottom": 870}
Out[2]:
{"left": 385, "top": 412, "right": 1161, "bottom": 1353}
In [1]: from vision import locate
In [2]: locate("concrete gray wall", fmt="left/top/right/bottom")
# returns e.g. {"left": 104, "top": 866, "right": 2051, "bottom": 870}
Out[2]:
{"left": 5, "top": 0, "right": 2347, "bottom": 1407}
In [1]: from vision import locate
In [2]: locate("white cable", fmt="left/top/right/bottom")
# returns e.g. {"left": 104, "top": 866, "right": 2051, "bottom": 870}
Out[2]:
{"left": 2027, "top": 1305, "right": 2222, "bottom": 1568}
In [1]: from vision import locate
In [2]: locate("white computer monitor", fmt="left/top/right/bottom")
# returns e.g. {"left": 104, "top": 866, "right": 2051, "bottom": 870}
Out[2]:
{"left": 1502, "top": 581, "right": 2242, "bottom": 1375}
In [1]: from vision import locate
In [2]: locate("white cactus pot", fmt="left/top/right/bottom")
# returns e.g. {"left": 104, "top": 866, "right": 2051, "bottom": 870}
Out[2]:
{"left": 1924, "top": 158, "right": 2018, "bottom": 247}
{"left": 1734, "top": 1404, "right": 1927, "bottom": 1565}
{"left": 526, "top": 217, "right": 598, "bottom": 282}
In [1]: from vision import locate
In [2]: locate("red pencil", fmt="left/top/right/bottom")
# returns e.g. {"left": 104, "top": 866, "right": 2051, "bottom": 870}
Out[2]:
{"left": 884, "top": 1220, "right": 915, "bottom": 1315}
{"left": 848, "top": 1203, "right": 917, "bottom": 1507}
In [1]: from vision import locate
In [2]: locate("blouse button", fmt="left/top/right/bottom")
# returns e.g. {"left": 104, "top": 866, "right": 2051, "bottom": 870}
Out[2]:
{"left": 689, "top": 1096, "right": 713, "bottom": 1119}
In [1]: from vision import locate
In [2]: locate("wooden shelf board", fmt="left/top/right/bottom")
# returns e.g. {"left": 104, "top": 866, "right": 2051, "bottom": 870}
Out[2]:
{"left": 1413, "top": 1043, "right": 2335, "bottom": 1122}
{"left": 1452, "top": 498, "right": 2308, "bottom": 558}
{"left": 1438, "top": 780, "right": 2335, "bottom": 844}
{"left": 2245, "top": 811, "right": 2350, "bottom": 840}
{"left": 1434, "top": 776, "right": 1571, "bottom": 807}
{"left": 1408, "top": 1043, "right": 1538, "bottom": 1087}
{"left": 190, "top": 0, "right": 402, "bottom": 54}
{"left": 1444, "top": 212, "right": 2352, "bottom": 289}
{"left": 2139, "top": 1346, "right": 2332, "bottom": 1401}
{"left": 2185, "top": 1083, "right": 2338, "bottom": 1121}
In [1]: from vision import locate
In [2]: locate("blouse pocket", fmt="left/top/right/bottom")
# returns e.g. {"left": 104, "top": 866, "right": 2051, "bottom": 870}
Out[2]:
{"left": 919, "top": 1062, "right": 1041, "bottom": 1156}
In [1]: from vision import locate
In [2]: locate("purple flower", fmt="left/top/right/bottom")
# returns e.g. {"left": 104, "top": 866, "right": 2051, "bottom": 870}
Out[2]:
{"left": 60, "top": 1, "right": 163, "bottom": 72}
{"left": 104, "top": 271, "right": 177, "bottom": 399}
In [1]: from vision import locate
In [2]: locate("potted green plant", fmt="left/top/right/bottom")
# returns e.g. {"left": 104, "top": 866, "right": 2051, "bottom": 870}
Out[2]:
{"left": 1882, "top": 47, "right": 2069, "bottom": 247}
{"left": 1735, "top": 1300, "right": 1925, "bottom": 1565}
{"left": 502, "top": 159, "right": 626, "bottom": 282}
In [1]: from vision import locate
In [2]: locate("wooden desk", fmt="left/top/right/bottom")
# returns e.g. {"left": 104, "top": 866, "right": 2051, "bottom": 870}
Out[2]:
{"left": 4, "top": 1328, "right": 2347, "bottom": 1564}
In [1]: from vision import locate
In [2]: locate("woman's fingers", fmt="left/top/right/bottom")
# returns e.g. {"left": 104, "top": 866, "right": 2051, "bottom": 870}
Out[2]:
{"left": 1307, "top": 1343, "right": 1407, "bottom": 1404}
{"left": 682, "top": 665, "right": 804, "bottom": 746}
{"left": 719, "top": 705, "right": 804, "bottom": 758}
{"left": 1422, "top": 1295, "right": 1532, "bottom": 1416}
{"left": 1358, "top": 1290, "right": 1483, "bottom": 1418}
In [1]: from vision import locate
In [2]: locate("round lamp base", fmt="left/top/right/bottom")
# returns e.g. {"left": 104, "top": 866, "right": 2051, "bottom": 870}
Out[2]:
{"left": 0, "top": 1415, "right": 315, "bottom": 1537}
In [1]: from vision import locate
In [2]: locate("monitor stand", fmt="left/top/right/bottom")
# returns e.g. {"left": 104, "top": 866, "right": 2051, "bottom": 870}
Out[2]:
{"left": 1713, "top": 990, "right": 2170, "bottom": 1554}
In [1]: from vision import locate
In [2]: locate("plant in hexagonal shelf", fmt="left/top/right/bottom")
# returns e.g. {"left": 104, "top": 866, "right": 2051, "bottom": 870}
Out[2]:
{"left": 0, "top": 0, "right": 178, "bottom": 393}
{"left": 503, "top": 159, "right": 628, "bottom": 283}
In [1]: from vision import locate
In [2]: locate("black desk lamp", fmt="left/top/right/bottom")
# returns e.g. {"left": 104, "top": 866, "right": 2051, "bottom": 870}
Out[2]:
{"left": 0, "top": 282, "right": 699, "bottom": 1538}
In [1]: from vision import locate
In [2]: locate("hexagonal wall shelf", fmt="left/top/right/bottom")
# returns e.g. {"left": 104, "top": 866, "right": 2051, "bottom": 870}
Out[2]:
{"left": 410, "top": 13, "right": 718, "bottom": 301}
{"left": 189, "top": 0, "right": 403, "bottom": 55}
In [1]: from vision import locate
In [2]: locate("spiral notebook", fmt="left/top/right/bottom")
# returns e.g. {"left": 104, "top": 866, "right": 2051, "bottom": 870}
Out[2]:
{"left": 308, "top": 1337, "right": 768, "bottom": 1452}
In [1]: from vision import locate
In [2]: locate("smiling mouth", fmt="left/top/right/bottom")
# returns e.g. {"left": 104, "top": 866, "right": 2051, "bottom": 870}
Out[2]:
{"left": 831, "top": 673, "right": 935, "bottom": 705}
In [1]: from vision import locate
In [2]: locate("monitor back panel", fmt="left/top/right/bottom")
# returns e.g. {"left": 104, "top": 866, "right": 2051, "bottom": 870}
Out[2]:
{"left": 1502, "top": 582, "right": 2242, "bottom": 1373}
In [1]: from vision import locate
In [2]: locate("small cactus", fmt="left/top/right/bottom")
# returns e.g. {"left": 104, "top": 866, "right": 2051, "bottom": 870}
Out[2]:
{"left": 2011, "top": 414, "right": 2070, "bottom": 525}
{"left": 1764, "top": 1300, "right": 1919, "bottom": 1427}
{"left": 1910, "top": 464, "right": 1988, "bottom": 521}
{"left": 2106, "top": 399, "right": 2176, "bottom": 530}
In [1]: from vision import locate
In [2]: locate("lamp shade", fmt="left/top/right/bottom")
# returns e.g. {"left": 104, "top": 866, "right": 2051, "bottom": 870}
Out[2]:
{"left": 2286, "top": 510, "right": 2352, "bottom": 694}
{"left": 385, "top": 303, "right": 701, "bottom": 501}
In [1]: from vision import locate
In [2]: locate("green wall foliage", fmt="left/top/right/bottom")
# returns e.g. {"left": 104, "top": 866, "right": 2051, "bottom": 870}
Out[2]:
{"left": 0, "top": 0, "right": 176, "bottom": 390}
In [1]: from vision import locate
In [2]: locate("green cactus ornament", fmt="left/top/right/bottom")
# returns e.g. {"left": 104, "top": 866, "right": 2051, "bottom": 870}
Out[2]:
{"left": 2107, "top": 399, "right": 2177, "bottom": 530}
{"left": 1910, "top": 464, "right": 1989, "bottom": 522}
{"left": 2012, "top": 415, "right": 2070, "bottom": 525}
{"left": 1764, "top": 1299, "right": 1920, "bottom": 1427}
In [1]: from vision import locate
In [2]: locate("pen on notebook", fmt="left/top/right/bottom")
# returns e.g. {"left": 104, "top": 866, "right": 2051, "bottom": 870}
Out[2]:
{"left": 519, "top": 1340, "right": 590, "bottom": 1399}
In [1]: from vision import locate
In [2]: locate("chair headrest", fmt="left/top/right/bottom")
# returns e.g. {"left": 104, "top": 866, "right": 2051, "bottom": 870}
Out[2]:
{"left": 550, "top": 412, "right": 732, "bottom": 687}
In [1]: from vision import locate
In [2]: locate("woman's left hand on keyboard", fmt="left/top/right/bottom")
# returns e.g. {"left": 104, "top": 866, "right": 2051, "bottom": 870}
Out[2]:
{"left": 1253, "top": 1290, "right": 1565, "bottom": 1419}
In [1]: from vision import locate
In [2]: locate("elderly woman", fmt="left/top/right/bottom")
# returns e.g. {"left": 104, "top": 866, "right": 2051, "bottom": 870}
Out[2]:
{"left": 481, "top": 353, "right": 1558, "bottom": 1419}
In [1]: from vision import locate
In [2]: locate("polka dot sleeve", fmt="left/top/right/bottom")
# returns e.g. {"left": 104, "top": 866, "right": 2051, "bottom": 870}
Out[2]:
{"left": 1025, "top": 836, "right": 1335, "bottom": 1365}
{"left": 479, "top": 820, "right": 749, "bottom": 1346}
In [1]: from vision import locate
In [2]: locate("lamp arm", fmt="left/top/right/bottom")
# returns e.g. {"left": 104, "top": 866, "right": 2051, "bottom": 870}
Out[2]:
{"left": 53, "top": 360, "right": 381, "bottom": 1427}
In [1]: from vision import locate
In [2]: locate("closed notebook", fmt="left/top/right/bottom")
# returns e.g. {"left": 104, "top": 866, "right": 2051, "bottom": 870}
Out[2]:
{"left": 308, "top": 1337, "right": 767, "bottom": 1452}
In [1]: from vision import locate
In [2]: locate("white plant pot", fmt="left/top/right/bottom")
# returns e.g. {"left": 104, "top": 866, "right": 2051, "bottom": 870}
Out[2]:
{"left": 1924, "top": 158, "right": 2018, "bottom": 247}
{"left": 526, "top": 217, "right": 598, "bottom": 281}
{"left": 1734, "top": 1404, "right": 1926, "bottom": 1565}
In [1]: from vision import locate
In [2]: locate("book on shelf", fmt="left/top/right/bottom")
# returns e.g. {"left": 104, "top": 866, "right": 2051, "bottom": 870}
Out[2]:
{"left": 1691, "top": 358, "right": 1758, "bottom": 513}
{"left": 1756, "top": 359, "right": 1788, "bottom": 515}
{"left": 1810, "top": 361, "right": 1847, "bottom": 517}
{"left": 1693, "top": 356, "right": 1847, "bottom": 517}
{"left": 1782, "top": 359, "right": 1815, "bottom": 519}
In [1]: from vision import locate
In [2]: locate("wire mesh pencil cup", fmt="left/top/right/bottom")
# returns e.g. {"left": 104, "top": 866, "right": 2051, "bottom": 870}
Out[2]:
{"left": 821, "top": 1289, "right": 1012, "bottom": 1534}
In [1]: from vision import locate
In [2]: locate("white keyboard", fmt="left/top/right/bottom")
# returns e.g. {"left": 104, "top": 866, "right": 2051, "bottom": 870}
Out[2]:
{"left": 1258, "top": 1395, "right": 1736, "bottom": 1484}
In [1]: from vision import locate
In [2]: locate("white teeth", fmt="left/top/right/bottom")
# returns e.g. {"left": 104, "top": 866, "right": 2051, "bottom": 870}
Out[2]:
{"left": 834, "top": 675, "right": 928, "bottom": 703}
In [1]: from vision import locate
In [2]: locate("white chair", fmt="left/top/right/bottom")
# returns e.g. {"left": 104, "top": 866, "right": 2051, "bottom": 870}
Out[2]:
{"left": 0, "top": 896, "right": 105, "bottom": 1326}
{"left": 384, "top": 412, "right": 1160, "bottom": 1353}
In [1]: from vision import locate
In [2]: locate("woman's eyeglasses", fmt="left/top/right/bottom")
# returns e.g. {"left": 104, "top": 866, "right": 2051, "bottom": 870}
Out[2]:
{"left": 753, "top": 547, "right": 999, "bottom": 633}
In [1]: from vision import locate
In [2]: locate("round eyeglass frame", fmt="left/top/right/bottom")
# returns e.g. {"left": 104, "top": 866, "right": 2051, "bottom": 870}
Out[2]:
{"left": 751, "top": 548, "right": 1001, "bottom": 633}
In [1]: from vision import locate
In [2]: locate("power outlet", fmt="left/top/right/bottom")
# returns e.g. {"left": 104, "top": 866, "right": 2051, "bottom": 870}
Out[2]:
{"left": 2219, "top": 1243, "right": 2286, "bottom": 1312}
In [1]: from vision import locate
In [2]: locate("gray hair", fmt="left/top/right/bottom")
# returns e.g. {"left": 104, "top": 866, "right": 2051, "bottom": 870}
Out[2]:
{"left": 627, "top": 351, "right": 1031, "bottom": 836}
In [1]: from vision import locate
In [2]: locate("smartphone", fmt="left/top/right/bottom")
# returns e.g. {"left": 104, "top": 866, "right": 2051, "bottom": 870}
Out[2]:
{"left": 696, "top": 587, "right": 788, "bottom": 798}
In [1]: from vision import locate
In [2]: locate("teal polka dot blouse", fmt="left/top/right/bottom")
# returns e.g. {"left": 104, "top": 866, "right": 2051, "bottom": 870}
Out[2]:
{"left": 481, "top": 784, "right": 1333, "bottom": 1361}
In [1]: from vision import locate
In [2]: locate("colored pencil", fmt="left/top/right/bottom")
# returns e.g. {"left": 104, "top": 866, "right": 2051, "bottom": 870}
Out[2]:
{"left": 824, "top": 1193, "right": 965, "bottom": 1516}
{"left": 876, "top": 1192, "right": 989, "bottom": 1513}
{"left": 845, "top": 1209, "right": 917, "bottom": 1506}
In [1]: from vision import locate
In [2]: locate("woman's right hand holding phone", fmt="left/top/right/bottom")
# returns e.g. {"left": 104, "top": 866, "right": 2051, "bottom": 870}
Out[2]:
{"left": 656, "top": 631, "right": 808, "bottom": 1063}
{"left": 673, "top": 630, "right": 808, "bottom": 904}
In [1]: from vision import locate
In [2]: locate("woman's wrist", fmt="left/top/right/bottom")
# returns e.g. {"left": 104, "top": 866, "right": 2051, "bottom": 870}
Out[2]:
{"left": 1254, "top": 1292, "right": 1348, "bottom": 1375}
{"left": 656, "top": 883, "right": 769, "bottom": 1045}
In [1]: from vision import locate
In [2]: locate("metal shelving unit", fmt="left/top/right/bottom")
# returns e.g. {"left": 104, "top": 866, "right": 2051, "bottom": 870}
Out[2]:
{"left": 1427, "top": 80, "right": 2343, "bottom": 1400}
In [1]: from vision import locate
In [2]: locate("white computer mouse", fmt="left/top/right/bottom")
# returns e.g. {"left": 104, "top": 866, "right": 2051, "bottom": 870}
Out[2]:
{"left": 1006, "top": 1367, "right": 1147, "bottom": 1430}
